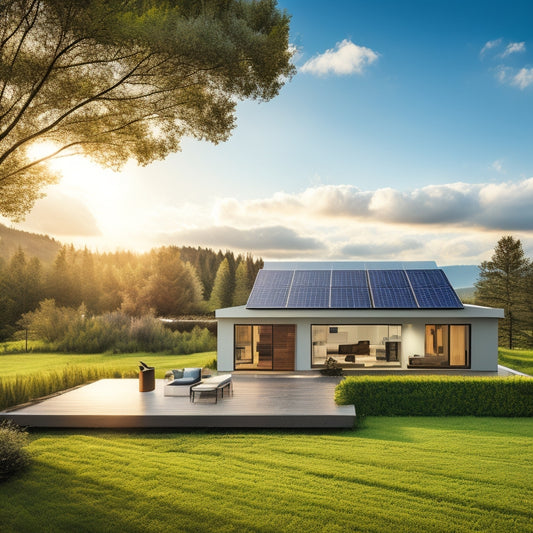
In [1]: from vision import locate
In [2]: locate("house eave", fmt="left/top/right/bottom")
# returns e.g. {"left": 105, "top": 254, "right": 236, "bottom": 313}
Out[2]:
{"left": 215, "top": 303, "right": 504, "bottom": 320}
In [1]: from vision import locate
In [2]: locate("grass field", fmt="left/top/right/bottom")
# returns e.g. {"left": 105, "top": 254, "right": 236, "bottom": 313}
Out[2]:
{"left": 0, "top": 351, "right": 216, "bottom": 410}
{"left": 499, "top": 348, "right": 533, "bottom": 376}
{"left": 0, "top": 351, "right": 216, "bottom": 380}
{"left": 0, "top": 417, "right": 531, "bottom": 532}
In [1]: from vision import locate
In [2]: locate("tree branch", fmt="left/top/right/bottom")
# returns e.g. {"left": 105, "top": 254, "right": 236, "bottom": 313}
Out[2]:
{"left": 0, "top": 51, "right": 155, "bottom": 167}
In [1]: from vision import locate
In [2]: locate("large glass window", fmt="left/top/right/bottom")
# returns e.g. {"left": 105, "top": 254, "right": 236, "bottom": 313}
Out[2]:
{"left": 311, "top": 325, "right": 402, "bottom": 368}
{"left": 416, "top": 324, "right": 470, "bottom": 368}
{"left": 234, "top": 325, "right": 295, "bottom": 370}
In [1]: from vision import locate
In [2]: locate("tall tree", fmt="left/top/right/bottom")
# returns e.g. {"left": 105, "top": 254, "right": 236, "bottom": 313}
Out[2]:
{"left": 141, "top": 247, "right": 202, "bottom": 316}
{"left": 475, "top": 236, "right": 531, "bottom": 349}
{"left": 79, "top": 247, "right": 99, "bottom": 313}
{"left": 0, "top": 247, "right": 43, "bottom": 339}
{"left": 0, "top": 0, "right": 294, "bottom": 219}
{"left": 233, "top": 260, "right": 250, "bottom": 306}
{"left": 209, "top": 257, "right": 233, "bottom": 310}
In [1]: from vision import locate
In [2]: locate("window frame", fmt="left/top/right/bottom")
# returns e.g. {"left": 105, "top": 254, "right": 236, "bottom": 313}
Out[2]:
{"left": 421, "top": 323, "right": 471, "bottom": 369}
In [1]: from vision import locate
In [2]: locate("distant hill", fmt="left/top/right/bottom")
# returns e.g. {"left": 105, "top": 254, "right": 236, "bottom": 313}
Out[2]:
{"left": 0, "top": 223, "right": 61, "bottom": 263}
{"left": 455, "top": 287, "right": 475, "bottom": 301}
{"left": 440, "top": 265, "right": 480, "bottom": 289}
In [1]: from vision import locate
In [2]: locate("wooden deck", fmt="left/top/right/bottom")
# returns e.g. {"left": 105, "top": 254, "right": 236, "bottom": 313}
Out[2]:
{"left": 0, "top": 376, "right": 356, "bottom": 429}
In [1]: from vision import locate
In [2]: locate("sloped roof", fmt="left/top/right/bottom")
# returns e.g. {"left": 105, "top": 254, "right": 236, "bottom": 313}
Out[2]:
{"left": 246, "top": 264, "right": 463, "bottom": 310}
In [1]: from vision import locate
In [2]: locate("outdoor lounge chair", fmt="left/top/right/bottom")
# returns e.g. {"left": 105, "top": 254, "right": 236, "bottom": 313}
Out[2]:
{"left": 164, "top": 367, "right": 202, "bottom": 396}
{"left": 190, "top": 374, "right": 233, "bottom": 403}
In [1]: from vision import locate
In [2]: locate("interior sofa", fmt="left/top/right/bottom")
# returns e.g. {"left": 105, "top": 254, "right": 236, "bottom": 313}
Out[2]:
{"left": 339, "top": 341, "right": 370, "bottom": 357}
{"left": 164, "top": 367, "right": 202, "bottom": 396}
{"left": 408, "top": 355, "right": 448, "bottom": 367}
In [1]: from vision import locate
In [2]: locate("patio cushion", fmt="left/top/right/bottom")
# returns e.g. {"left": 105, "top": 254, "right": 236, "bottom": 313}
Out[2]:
{"left": 183, "top": 368, "right": 201, "bottom": 379}
{"left": 167, "top": 377, "right": 198, "bottom": 386}
{"left": 172, "top": 369, "right": 184, "bottom": 379}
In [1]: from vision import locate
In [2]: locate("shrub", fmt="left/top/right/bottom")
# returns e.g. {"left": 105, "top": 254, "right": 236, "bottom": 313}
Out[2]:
{"left": 18, "top": 303, "right": 216, "bottom": 355}
{"left": 335, "top": 376, "right": 533, "bottom": 417}
{"left": 0, "top": 420, "right": 30, "bottom": 479}
{"left": 320, "top": 357, "right": 344, "bottom": 376}
{"left": 205, "top": 357, "right": 218, "bottom": 370}
{"left": 19, "top": 300, "right": 85, "bottom": 343}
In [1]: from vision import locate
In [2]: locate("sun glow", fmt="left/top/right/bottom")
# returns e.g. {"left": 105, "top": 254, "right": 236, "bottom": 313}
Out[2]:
{"left": 26, "top": 141, "right": 136, "bottom": 245}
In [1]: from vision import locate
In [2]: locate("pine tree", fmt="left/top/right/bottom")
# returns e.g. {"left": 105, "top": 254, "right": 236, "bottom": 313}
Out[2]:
{"left": 475, "top": 236, "right": 531, "bottom": 348}
{"left": 209, "top": 258, "right": 234, "bottom": 310}
{"left": 233, "top": 261, "right": 250, "bottom": 306}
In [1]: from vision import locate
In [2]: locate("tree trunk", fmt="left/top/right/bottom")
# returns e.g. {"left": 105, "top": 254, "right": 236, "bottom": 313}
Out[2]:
{"left": 509, "top": 311, "right": 513, "bottom": 349}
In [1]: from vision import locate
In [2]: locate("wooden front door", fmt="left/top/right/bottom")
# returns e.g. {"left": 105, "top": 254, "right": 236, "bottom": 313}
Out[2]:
{"left": 273, "top": 325, "right": 295, "bottom": 371}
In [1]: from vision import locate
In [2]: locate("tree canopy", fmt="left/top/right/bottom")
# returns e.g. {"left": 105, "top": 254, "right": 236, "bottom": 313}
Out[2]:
{"left": 0, "top": 243, "right": 262, "bottom": 340}
{"left": 475, "top": 236, "right": 532, "bottom": 349}
{"left": 0, "top": 0, "right": 294, "bottom": 219}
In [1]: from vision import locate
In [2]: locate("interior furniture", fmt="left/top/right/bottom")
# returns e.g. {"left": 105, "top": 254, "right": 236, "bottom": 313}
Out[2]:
{"left": 408, "top": 355, "right": 447, "bottom": 367}
{"left": 164, "top": 367, "right": 202, "bottom": 396}
{"left": 385, "top": 341, "right": 400, "bottom": 362}
{"left": 338, "top": 341, "right": 370, "bottom": 359}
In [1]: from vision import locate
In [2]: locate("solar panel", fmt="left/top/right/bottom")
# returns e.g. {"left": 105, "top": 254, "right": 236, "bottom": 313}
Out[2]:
{"left": 372, "top": 287, "right": 418, "bottom": 308}
{"left": 246, "top": 270, "right": 293, "bottom": 308}
{"left": 369, "top": 270, "right": 410, "bottom": 288}
{"left": 330, "top": 287, "right": 372, "bottom": 308}
{"left": 412, "top": 287, "right": 461, "bottom": 308}
{"left": 407, "top": 269, "right": 463, "bottom": 308}
{"left": 331, "top": 270, "right": 368, "bottom": 287}
{"left": 252, "top": 269, "right": 293, "bottom": 288}
{"left": 287, "top": 286, "right": 329, "bottom": 308}
{"left": 246, "top": 287, "right": 289, "bottom": 308}
{"left": 292, "top": 270, "right": 330, "bottom": 287}
{"left": 245, "top": 267, "right": 462, "bottom": 310}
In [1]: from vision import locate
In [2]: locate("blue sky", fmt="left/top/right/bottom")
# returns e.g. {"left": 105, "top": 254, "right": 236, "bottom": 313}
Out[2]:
{"left": 7, "top": 0, "right": 533, "bottom": 264}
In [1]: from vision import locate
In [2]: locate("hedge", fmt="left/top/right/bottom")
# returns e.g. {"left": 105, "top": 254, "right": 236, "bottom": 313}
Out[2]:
{"left": 335, "top": 376, "right": 533, "bottom": 417}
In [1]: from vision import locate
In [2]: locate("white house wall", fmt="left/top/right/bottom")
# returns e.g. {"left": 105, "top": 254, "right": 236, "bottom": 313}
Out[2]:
{"left": 470, "top": 318, "right": 499, "bottom": 371}
{"left": 216, "top": 309, "right": 502, "bottom": 372}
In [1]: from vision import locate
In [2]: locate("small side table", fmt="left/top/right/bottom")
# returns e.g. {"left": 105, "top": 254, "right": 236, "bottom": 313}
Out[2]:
{"left": 139, "top": 368, "right": 155, "bottom": 392}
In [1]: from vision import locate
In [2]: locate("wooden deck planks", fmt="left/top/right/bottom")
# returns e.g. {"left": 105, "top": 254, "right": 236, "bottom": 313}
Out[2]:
{"left": 0, "top": 376, "right": 356, "bottom": 429}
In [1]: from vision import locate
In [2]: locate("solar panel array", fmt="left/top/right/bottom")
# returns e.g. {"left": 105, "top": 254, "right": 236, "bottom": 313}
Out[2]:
{"left": 246, "top": 269, "right": 463, "bottom": 310}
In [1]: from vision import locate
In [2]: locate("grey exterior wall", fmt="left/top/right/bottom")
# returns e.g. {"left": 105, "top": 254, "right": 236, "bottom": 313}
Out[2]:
{"left": 216, "top": 313, "right": 500, "bottom": 372}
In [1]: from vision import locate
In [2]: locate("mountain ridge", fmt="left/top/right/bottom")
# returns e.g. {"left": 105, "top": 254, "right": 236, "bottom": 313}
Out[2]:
{"left": 0, "top": 223, "right": 61, "bottom": 264}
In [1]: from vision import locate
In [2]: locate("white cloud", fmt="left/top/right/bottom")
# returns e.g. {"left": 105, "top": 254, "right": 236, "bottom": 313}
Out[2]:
{"left": 501, "top": 41, "right": 526, "bottom": 57}
{"left": 300, "top": 39, "right": 379, "bottom": 76}
{"left": 341, "top": 239, "right": 423, "bottom": 258}
{"left": 491, "top": 159, "right": 504, "bottom": 172}
{"left": 480, "top": 38, "right": 502, "bottom": 56}
{"left": 157, "top": 225, "right": 326, "bottom": 254}
{"left": 482, "top": 39, "right": 531, "bottom": 89}
{"left": 288, "top": 43, "right": 303, "bottom": 65}
{"left": 216, "top": 179, "right": 533, "bottom": 232}
{"left": 511, "top": 67, "right": 533, "bottom": 89}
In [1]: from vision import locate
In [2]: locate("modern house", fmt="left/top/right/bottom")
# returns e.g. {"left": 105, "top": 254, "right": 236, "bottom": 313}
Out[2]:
{"left": 216, "top": 261, "right": 504, "bottom": 372}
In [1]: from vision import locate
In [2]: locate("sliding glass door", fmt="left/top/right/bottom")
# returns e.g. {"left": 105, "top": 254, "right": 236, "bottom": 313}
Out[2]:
{"left": 234, "top": 325, "right": 295, "bottom": 370}
{"left": 423, "top": 324, "right": 470, "bottom": 367}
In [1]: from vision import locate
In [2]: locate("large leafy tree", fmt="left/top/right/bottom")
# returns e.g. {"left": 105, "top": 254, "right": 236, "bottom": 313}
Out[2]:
{"left": 0, "top": 0, "right": 294, "bottom": 219}
{"left": 475, "top": 236, "right": 532, "bottom": 349}
{"left": 141, "top": 247, "right": 203, "bottom": 316}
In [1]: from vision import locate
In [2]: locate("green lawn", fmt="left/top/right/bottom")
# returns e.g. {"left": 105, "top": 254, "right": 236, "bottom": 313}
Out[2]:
{"left": 0, "top": 351, "right": 216, "bottom": 379}
{"left": 499, "top": 348, "right": 533, "bottom": 376}
{"left": 0, "top": 417, "right": 531, "bottom": 532}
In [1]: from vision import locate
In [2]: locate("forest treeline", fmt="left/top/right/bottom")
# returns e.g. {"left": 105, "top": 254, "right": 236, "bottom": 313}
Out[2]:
{"left": 0, "top": 245, "right": 262, "bottom": 340}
